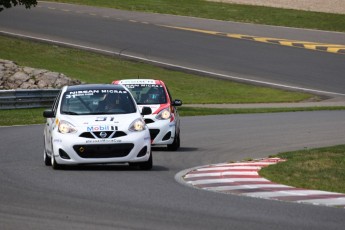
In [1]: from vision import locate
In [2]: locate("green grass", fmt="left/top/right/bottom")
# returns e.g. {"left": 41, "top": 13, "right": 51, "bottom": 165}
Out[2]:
{"left": 0, "top": 108, "right": 46, "bottom": 126}
{"left": 0, "top": 35, "right": 312, "bottom": 104}
{"left": 1, "top": 106, "right": 345, "bottom": 126}
{"left": 48, "top": 0, "right": 345, "bottom": 32}
{"left": 178, "top": 106, "right": 345, "bottom": 116}
{"left": 260, "top": 145, "right": 345, "bottom": 194}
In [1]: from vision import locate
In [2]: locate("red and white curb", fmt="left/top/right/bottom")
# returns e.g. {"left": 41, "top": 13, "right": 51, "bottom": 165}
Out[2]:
{"left": 178, "top": 158, "right": 345, "bottom": 208}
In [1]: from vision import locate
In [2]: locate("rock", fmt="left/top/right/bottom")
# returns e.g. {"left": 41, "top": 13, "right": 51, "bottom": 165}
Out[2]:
{"left": 20, "top": 82, "right": 32, "bottom": 89}
{"left": 4, "top": 81, "right": 18, "bottom": 89}
{"left": 0, "top": 59, "right": 82, "bottom": 90}
{"left": 10, "top": 71, "right": 30, "bottom": 82}
{"left": 32, "top": 69, "right": 47, "bottom": 76}
{"left": 23, "top": 67, "right": 36, "bottom": 75}
{"left": 37, "top": 79, "right": 50, "bottom": 89}
{"left": 28, "top": 79, "right": 35, "bottom": 85}
{"left": 54, "top": 76, "right": 69, "bottom": 88}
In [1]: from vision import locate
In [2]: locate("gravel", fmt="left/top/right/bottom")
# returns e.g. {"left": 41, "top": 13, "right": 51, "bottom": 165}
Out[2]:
{"left": 207, "top": 0, "right": 345, "bottom": 14}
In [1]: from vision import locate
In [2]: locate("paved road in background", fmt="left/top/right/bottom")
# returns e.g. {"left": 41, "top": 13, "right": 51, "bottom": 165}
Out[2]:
{"left": 0, "top": 2, "right": 345, "bottom": 96}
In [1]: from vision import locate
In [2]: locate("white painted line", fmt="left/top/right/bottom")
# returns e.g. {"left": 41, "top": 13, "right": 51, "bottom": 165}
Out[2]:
{"left": 244, "top": 190, "right": 342, "bottom": 198}
{"left": 196, "top": 166, "right": 262, "bottom": 171}
{"left": 205, "top": 184, "right": 292, "bottom": 191}
{"left": 223, "top": 162, "right": 276, "bottom": 166}
{"left": 188, "top": 178, "right": 270, "bottom": 185}
{"left": 1, "top": 31, "right": 345, "bottom": 97}
{"left": 184, "top": 171, "right": 258, "bottom": 178}
{"left": 298, "top": 198, "right": 345, "bottom": 206}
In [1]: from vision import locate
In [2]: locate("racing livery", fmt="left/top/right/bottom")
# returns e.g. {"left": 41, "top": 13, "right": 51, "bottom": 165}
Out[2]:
{"left": 112, "top": 79, "right": 182, "bottom": 151}
{"left": 43, "top": 84, "right": 152, "bottom": 170}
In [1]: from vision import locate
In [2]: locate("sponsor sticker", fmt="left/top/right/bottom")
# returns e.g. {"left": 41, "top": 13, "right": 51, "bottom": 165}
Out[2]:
{"left": 65, "top": 89, "right": 128, "bottom": 99}
{"left": 96, "top": 117, "right": 107, "bottom": 121}
{"left": 124, "top": 84, "right": 162, "bottom": 89}
{"left": 120, "top": 79, "right": 156, "bottom": 85}
{"left": 86, "top": 125, "right": 115, "bottom": 132}
{"left": 65, "top": 90, "right": 100, "bottom": 98}
{"left": 85, "top": 139, "right": 122, "bottom": 144}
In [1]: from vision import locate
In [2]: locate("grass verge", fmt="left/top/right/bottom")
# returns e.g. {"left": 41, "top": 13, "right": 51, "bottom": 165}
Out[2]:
{"left": 178, "top": 106, "right": 345, "bottom": 116}
{"left": 0, "top": 35, "right": 312, "bottom": 104}
{"left": 0, "top": 108, "right": 46, "bottom": 126}
{"left": 48, "top": 0, "right": 345, "bottom": 32}
{"left": 1, "top": 106, "right": 345, "bottom": 126}
{"left": 260, "top": 145, "right": 345, "bottom": 194}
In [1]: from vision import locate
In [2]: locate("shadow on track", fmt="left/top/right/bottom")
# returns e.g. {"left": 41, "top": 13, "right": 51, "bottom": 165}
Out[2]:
{"left": 45, "top": 164, "right": 169, "bottom": 172}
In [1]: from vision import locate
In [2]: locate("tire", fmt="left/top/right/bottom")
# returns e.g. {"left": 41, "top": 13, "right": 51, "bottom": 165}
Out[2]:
{"left": 167, "top": 132, "right": 180, "bottom": 151}
{"left": 139, "top": 153, "right": 153, "bottom": 170}
{"left": 43, "top": 138, "right": 52, "bottom": 166}
{"left": 44, "top": 150, "right": 52, "bottom": 166}
{"left": 51, "top": 153, "right": 62, "bottom": 170}
{"left": 130, "top": 152, "right": 153, "bottom": 170}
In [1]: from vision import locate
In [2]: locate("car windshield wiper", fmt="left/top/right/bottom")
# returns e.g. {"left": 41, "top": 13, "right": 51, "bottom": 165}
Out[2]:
{"left": 61, "top": 111, "right": 79, "bottom": 115}
{"left": 89, "top": 112, "right": 115, "bottom": 115}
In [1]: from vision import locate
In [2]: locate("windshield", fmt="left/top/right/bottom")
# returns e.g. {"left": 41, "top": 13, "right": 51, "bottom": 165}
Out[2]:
{"left": 123, "top": 84, "right": 167, "bottom": 105}
{"left": 60, "top": 89, "right": 136, "bottom": 115}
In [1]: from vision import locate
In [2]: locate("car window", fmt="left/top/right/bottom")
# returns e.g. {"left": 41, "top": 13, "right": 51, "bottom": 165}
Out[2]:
{"left": 124, "top": 84, "right": 167, "bottom": 105}
{"left": 60, "top": 89, "right": 136, "bottom": 115}
{"left": 52, "top": 90, "right": 62, "bottom": 116}
{"left": 165, "top": 86, "right": 174, "bottom": 103}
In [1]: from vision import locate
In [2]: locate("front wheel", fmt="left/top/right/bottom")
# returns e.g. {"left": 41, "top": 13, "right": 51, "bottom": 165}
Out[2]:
{"left": 51, "top": 153, "right": 62, "bottom": 170}
{"left": 167, "top": 132, "right": 180, "bottom": 151}
{"left": 43, "top": 137, "right": 52, "bottom": 166}
{"left": 130, "top": 153, "right": 153, "bottom": 170}
{"left": 139, "top": 153, "right": 153, "bottom": 170}
{"left": 44, "top": 150, "right": 52, "bottom": 166}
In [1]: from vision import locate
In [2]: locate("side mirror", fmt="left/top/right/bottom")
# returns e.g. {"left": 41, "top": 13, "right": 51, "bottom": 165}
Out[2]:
{"left": 172, "top": 99, "right": 182, "bottom": 106}
{"left": 43, "top": 109, "right": 55, "bottom": 118}
{"left": 141, "top": 106, "right": 152, "bottom": 116}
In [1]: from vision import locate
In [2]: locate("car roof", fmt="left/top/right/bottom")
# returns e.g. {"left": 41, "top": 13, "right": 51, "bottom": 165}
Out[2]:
{"left": 65, "top": 84, "right": 127, "bottom": 91}
{"left": 113, "top": 79, "right": 165, "bottom": 86}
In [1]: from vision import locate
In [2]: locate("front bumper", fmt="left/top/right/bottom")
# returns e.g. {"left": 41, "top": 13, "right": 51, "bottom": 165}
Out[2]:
{"left": 52, "top": 130, "right": 151, "bottom": 165}
{"left": 145, "top": 118, "right": 176, "bottom": 145}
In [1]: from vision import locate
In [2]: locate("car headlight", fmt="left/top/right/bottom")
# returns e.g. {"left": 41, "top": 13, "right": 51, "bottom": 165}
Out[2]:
{"left": 156, "top": 108, "right": 171, "bottom": 120}
{"left": 58, "top": 120, "right": 77, "bottom": 134}
{"left": 129, "top": 118, "right": 146, "bottom": 132}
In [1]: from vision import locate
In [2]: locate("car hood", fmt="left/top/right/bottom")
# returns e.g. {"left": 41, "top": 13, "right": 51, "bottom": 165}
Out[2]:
{"left": 58, "top": 113, "right": 141, "bottom": 131}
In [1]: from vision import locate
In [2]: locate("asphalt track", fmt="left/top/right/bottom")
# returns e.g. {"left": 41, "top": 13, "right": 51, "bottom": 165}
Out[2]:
{"left": 1, "top": 2, "right": 345, "bottom": 230}
{"left": 1, "top": 111, "right": 345, "bottom": 230}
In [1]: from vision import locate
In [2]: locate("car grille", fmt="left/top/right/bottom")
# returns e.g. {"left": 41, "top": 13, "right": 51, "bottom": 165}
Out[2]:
{"left": 79, "top": 131, "right": 127, "bottom": 139}
{"left": 144, "top": 119, "right": 155, "bottom": 124}
{"left": 73, "top": 143, "right": 134, "bottom": 158}
{"left": 149, "top": 129, "right": 160, "bottom": 140}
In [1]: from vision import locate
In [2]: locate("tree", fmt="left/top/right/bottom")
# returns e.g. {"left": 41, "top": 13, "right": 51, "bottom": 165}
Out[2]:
{"left": 0, "top": 0, "right": 37, "bottom": 12}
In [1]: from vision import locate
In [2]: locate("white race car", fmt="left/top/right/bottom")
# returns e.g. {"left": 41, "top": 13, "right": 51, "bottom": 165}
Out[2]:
{"left": 112, "top": 79, "right": 182, "bottom": 151}
{"left": 43, "top": 84, "right": 152, "bottom": 170}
